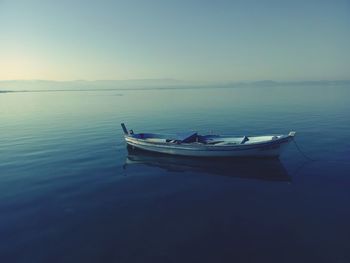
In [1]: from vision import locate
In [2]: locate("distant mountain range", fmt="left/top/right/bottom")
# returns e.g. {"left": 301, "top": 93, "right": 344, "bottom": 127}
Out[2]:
{"left": 0, "top": 79, "right": 349, "bottom": 92}
{"left": 0, "top": 79, "right": 193, "bottom": 92}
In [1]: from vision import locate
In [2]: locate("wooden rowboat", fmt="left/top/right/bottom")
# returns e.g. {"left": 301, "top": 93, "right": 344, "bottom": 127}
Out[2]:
{"left": 121, "top": 123, "right": 296, "bottom": 158}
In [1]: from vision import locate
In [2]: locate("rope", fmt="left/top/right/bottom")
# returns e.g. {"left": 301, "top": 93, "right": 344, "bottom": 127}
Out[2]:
{"left": 291, "top": 138, "right": 315, "bottom": 161}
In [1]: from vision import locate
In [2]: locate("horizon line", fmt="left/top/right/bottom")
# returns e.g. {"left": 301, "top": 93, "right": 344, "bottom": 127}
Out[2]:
{"left": 1, "top": 79, "right": 350, "bottom": 83}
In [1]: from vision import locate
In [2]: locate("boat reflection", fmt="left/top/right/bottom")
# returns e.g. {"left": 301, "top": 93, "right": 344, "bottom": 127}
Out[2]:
{"left": 124, "top": 146, "right": 291, "bottom": 182}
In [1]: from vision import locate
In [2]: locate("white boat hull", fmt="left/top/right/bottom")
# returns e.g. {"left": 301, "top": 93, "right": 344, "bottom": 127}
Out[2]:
{"left": 125, "top": 135, "right": 294, "bottom": 158}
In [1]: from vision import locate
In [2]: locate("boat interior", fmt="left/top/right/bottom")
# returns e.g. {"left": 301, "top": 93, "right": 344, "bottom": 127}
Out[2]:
{"left": 130, "top": 131, "right": 284, "bottom": 145}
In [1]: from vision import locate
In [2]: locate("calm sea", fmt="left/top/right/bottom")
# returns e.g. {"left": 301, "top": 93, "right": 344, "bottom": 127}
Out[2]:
{"left": 0, "top": 85, "right": 350, "bottom": 262}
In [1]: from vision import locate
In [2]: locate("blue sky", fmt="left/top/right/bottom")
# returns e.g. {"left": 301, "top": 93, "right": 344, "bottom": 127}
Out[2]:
{"left": 0, "top": 0, "right": 349, "bottom": 81}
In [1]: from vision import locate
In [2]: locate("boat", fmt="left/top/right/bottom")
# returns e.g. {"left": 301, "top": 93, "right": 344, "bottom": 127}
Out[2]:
{"left": 124, "top": 146, "right": 291, "bottom": 182}
{"left": 121, "top": 123, "right": 296, "bottom": 158}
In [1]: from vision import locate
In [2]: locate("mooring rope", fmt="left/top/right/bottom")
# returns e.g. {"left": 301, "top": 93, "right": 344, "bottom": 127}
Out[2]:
{"left": 291, "top": 137, "right": 315, "bottom": 161}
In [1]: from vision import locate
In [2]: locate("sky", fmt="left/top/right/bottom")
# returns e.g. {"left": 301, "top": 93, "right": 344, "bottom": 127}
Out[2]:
{"left": 0, "top": 0, "right": 349, "bottom": 82}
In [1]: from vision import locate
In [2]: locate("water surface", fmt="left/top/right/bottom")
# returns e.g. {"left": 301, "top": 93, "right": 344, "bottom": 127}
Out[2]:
{"left": 0, "top": 85, "right": 350, "bottom": 262}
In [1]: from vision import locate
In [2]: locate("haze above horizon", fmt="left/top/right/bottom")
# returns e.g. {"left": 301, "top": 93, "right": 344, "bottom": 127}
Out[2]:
{"left": 0, "top": 0, "right": 349, "bottom": 81}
